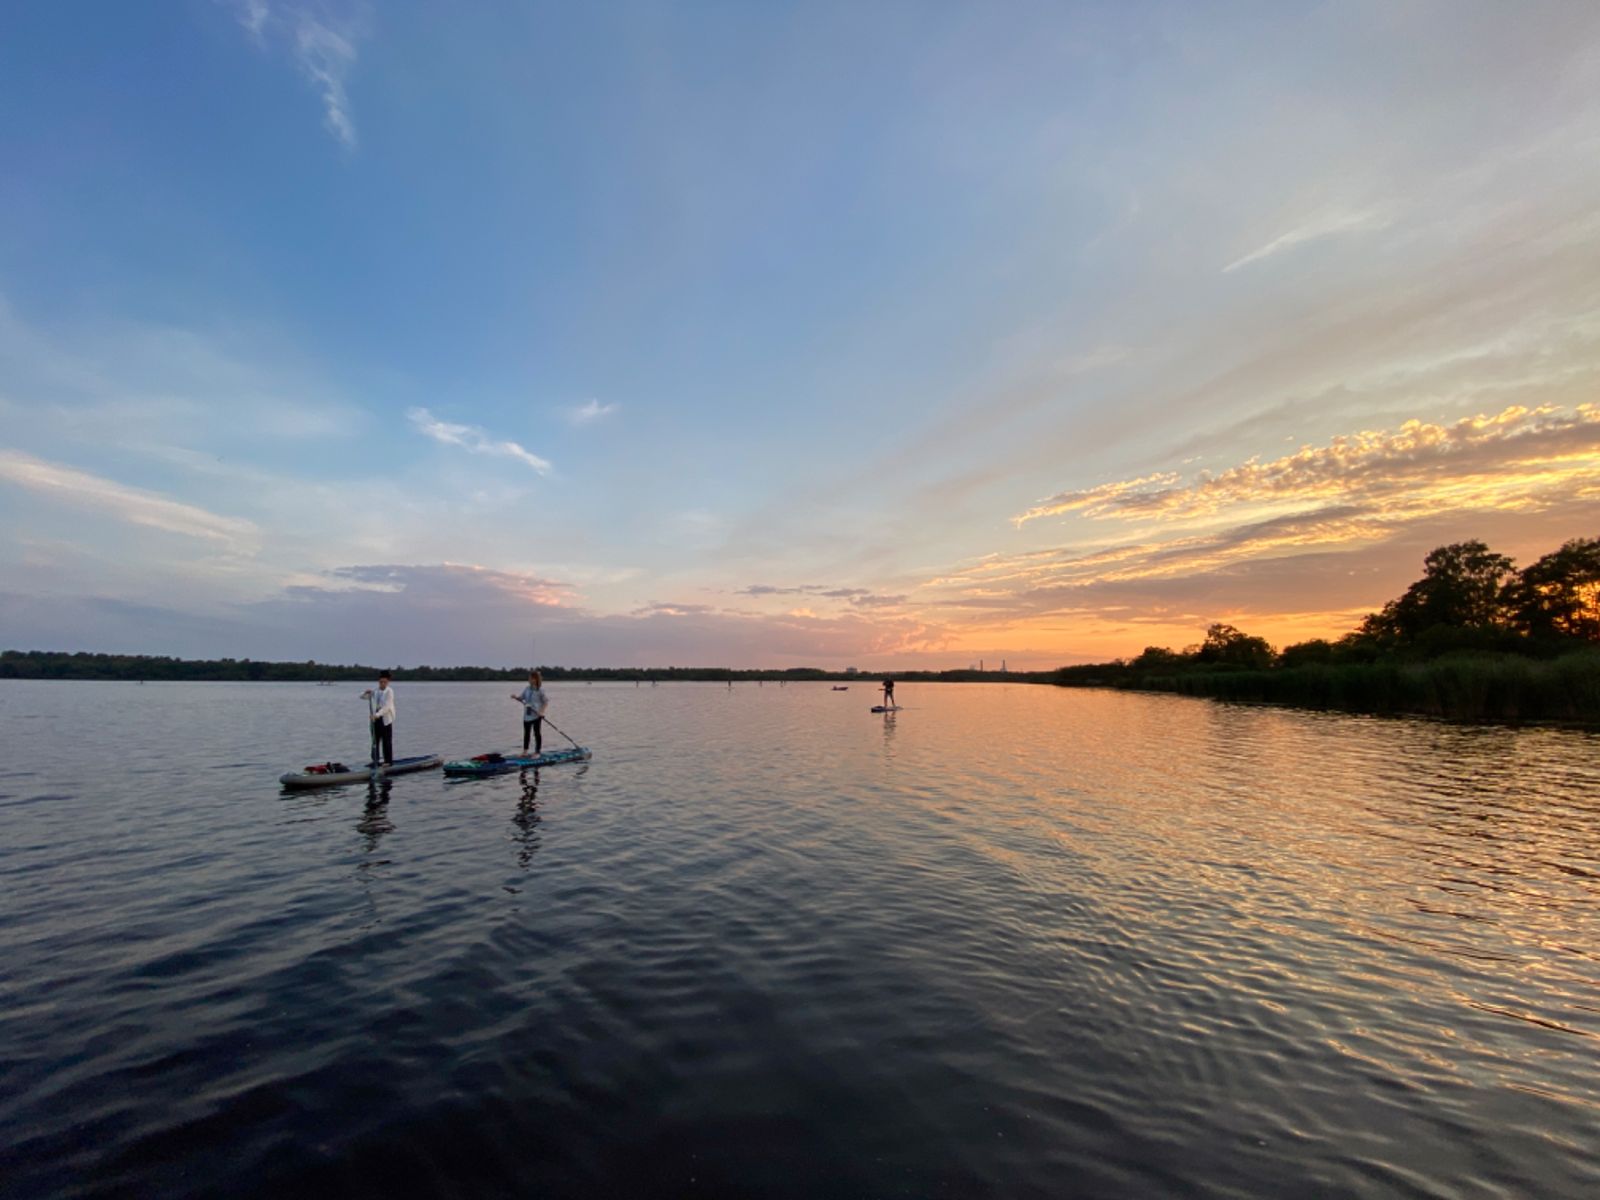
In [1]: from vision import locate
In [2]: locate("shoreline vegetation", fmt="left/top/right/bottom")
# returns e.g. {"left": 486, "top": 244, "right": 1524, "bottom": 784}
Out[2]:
{"left": 1055, "top": 537, "right": 1600, "bottom": 726}
{"left": 0, "top": 652, "right": 1047, "bottom": 686}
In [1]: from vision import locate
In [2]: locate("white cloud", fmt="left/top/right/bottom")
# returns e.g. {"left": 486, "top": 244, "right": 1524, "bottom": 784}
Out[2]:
{"left": 1222, "top": 206, "right": 1393, "bottom": 274}
{"left": 566, "top": 399, "right": 617, "bottom": 425}
{"left": 0, "top": 450, "right": 259, "bottom": 549}
{"left": 222, "top": 1, "right": 364, "bottom": 148}
{"left": 227, "top": 0, "right": 270, "bottom": 40}
{"left": 407, "top": 407, "right": 552, "bottom": 474}
{"left": 1056, "top": 344, "right": 1132, "bottom": 375}
{"left": 293, "top": 14, "right": 359, "bottom": 149}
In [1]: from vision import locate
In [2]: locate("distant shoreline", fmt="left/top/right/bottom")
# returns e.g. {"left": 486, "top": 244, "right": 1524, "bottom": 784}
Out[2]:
{"left": 0, "top": 650, "right": 1054, "bottom": 685}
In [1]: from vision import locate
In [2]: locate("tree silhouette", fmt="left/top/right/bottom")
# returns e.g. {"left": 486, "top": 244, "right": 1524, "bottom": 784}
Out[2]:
{"left": 1362, "top": 540, "right": 1514, "bottom": 643}
{"left": 1131, "top": 646, "right": 1186, "bottom": 669}
{"left": 1510, "top": 537, "right": 1600, "bottom": 640}
{"left": 1196, "top": 623, "right": 1274, "bottom": 669}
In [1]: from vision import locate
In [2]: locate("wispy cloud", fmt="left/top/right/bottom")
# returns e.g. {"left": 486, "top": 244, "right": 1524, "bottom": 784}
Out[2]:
{"left": 1014, "top": 472, "right": 1179, "bottom": 527}
{"left": 950, "top": 508, "right": 1392, "bottom": 595}
{"left": 0, "top": 450, "right": 259, "bottom": 548}
{"left": 407, "top": 407, "right": 551, "bottom": 474}
{"left": 1055, "top": 344, "right": 1133, "bottom": 375}
{"left": 565, "top": 399, "right": 617, "bottom": 426}
{"left": 293, "top": 14, "right": 360, "bottom": 148}
{"left": 631, "top": 601, "right": 717, "bottom": 617}
{"left": 223, "top": 1, "right": 365, "bottom": 148}
{"left": 738, "top": 583, "right": 904, "bottom": 608}
{"left": 740, "top": 584, "right": 860, "bottom": 597}
{"left": 230, "top": 0, "right": 270, "bottom": 40}
{"left": 308, "top": 562, "right": 575, "bottom": 607}
{"left": 849, "top": 593, "right": 907, "bottom": 609}
{"left": 1222, "top": 206, "right": 1393, "bottom": 274}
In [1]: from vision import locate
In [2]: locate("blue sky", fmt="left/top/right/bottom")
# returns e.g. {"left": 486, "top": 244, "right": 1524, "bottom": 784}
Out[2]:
{"left": 3, "top": 1, "right": 1599, "bottom": 668}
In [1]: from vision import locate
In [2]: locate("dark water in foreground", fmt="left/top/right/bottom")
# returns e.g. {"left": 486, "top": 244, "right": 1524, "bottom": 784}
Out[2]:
{"left": 2, "top": 680, "right": 1597, "bottom": 1198}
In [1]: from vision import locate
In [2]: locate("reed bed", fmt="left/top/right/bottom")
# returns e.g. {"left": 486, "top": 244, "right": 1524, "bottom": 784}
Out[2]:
{"left": 1118, "top": 650, "right": 1600, "bottom": 724}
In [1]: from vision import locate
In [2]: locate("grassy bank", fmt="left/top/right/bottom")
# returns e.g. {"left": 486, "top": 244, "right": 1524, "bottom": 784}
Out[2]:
{"left": 1085, "top": 650, "right": 1600, "bottom": 724}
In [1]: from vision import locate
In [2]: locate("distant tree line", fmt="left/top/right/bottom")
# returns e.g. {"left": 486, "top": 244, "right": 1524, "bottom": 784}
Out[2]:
{"left": 1055, "top": 536, "right": 1600, "bottom": 723}
{"left": 0, "top": 652, "right": 1053, "bottom": 685}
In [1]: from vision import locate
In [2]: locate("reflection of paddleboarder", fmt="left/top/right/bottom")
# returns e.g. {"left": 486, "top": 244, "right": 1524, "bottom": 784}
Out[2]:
{"left": 881, "top": 678, "right": 895, "bottom": 708}
{"left": 362, "top": 672, "right": 396, "bottom": 765}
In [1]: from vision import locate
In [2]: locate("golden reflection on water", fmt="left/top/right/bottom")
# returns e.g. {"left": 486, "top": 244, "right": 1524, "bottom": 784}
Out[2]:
{"left": 872, "top": 685, "right": 1600, "bottom": 1115}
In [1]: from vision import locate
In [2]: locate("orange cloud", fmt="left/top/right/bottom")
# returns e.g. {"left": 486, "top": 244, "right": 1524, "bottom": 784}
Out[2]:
{"left": 904, "top": 406, "right": 1600, "bottom": 662}
{"left": 1015, "top": 405, "right": 1600, "bottom": 526}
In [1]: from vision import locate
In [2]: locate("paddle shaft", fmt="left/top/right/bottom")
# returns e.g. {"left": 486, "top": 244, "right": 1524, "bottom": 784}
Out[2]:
{"left": 539, "top": 713, "right": 581, "bottom": 749}
{"left": 367, "top": 691, "right": 378, "bottom": 765}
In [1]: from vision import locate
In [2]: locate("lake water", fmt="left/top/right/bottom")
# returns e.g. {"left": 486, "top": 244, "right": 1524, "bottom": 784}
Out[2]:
{"left": 2, "top": 679, "right": 1597, "bottom": 1198}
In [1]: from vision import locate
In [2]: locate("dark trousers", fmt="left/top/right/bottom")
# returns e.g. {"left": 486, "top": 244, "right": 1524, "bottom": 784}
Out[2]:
{"left": 372, "top": 720, "right": 393, "bottom": 764}
{"left": 523, "top": 718, "right": 543, "bottom": 753}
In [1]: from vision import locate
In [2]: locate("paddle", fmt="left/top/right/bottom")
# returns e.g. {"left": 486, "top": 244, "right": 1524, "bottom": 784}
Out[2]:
{"left": 364, "top": 690, "right": 378, "bottom": 766}
{"left": 539, "top": 714, "right": 582, "bottom": 750}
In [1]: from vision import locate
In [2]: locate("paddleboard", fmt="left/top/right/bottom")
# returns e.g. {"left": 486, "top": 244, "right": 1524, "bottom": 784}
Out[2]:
{"left": 870, "top": 705, "right": 903, "bottom": 713}
{"left": 279, "top": 754, "right": 442, "bottom": 789}
{"left": 443, "top": 747, "right": 593, "bottom": 777}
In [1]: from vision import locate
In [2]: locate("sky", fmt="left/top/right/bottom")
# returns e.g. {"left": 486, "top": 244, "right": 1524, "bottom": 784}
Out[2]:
{"left": 2, "top": 1, "right": 1599, "bottom": 670}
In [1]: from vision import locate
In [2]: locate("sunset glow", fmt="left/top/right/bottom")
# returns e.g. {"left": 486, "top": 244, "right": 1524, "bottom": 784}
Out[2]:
{"left": 3, "top": 4, "right": 1598, "bottom": 667}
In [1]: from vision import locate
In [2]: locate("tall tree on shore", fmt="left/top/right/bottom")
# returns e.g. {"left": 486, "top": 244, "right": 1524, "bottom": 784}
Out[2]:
{"left": 1195, "top": 623, "right": 1274, "bottom": 669}
{"left": 1361, "top": 540, "right": 1515, "bottom": 643}
{"left": 1509, "top": 537, "right": 1600, "bottom": 641}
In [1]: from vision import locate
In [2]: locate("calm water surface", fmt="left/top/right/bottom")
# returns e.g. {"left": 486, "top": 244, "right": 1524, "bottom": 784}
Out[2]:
{"left": 2, "top": 680, "right": 1597, "bottom": 1198}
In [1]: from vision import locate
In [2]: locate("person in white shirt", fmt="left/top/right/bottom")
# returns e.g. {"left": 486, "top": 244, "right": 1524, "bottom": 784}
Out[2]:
{"left": 362, "top": 672, "right": 397, "bottom": 764}
{"left": 511, "top": 670, "right": 549, "bottom": 754}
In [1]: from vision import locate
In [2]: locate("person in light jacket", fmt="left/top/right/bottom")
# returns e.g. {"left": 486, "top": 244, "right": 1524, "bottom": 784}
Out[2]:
{"left": 362, "top": 671, "right": 396, "bottom": 765}
{"left": 511, "top": 670, "right": 549, "bottom": 754}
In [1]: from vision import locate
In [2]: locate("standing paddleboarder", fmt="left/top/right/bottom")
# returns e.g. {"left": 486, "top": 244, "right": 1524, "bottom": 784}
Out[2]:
{"left": 362, "top": 671, "right": 397, "bottom": 765}
{"left": 881, "top": 677, "right": 896, "bottom": 709}
{"left": 511, "top": 670, "right": 549, "bottom": 754}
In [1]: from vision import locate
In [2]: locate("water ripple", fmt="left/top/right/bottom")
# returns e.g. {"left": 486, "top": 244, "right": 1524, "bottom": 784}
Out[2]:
{"left": 1, "top": 680, "right": 1598, "bottom": 1197}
